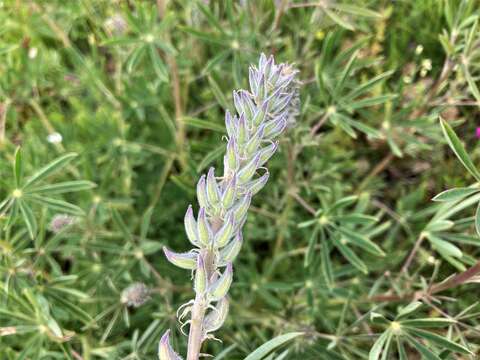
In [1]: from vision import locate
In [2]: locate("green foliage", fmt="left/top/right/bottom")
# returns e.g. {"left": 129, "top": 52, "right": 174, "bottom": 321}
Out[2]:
{"left": 1, "top": 0, "right": 480, "bottom": 359}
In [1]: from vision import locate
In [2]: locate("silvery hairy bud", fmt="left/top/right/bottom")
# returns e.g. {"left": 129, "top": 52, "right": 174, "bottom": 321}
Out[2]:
{"left": 158, "top": 330, "right": 182, "bottom": 360}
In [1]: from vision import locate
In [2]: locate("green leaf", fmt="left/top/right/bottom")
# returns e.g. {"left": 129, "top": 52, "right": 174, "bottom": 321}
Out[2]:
{"left": 427, "top": 233, "right": 463, "bottom": 258}
{"left": 140, "top": 206, "right": 154, "bottom": 242}
{"left": 475, "top": 201, "right": 480, "bottom": 237}
{"left": 304, "top": 226, "right": 319, "bottom": 267}
{"left": 369, "top": 330, "right": 391, "bottom": 360}
{"left": 244, "top": 332, "right": 303, "bottom": 360}
{"left": 396, "top": 301, "right": 423, "bottom": 320}
{"left": 27, "top": 195, "right": 84, "bottom": 216}
{"left": 334, "top": 50, "right": 358, "bottom": 96}
{"left": 27, "top": 181, "right": 96, "bottom": 195}
{"left": 18, "top": 200, "right": 37, "bottom": 239}
{"left": 148, "top": 45, "right": 169, "bottom": 82}
{"left": 23, "top": 153, "right": 78, "bottom": 188}
{"left": 321, "top": 238, "right": 334, "bottom": 287}
{"left": 337, "top": 227, "right": 385, "bottom": 256}
{"left": 407, "top": 328, "right": 472, "bottom": 355}
{"left": 346, "top": 70, "right": 394, "bottom": 100}
{"left": 425, "top": 220, "right": 454, "bottom": 232}
{"left": 432, "top": 187, "right": 480, "bottom": 202}
{"left": 406, "top": 334, "right": 441, "bottom": 360}
{"left": 324, "top": 8, "right": 355, "bottom": 31}
{"left": 400, "top": 318, "right": 456, "bottom": 328}
{"left": 348, "top": 94, "right": 397, "bottom": 110}
{"left": 332, "top": 236, "right": 368, "bottom": 274}
{"left": 182, "top": 116, "right": 225, "bottom": 133}
{"left": 332, "top": 4, "right": 382, "bottom": 18}
{"left": 439, "top": 117, "right": 480, "bottom": 181}
{"left": 14, "top": 147, "right": 23, "bottom": 187}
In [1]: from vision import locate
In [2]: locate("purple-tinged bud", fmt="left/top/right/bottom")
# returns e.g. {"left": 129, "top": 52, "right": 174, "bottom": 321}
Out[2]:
{"left": 221, "top": 176, "right": 237, "bottom": 209}
{"left": 214, "top": 212, "right": 235, "bottom": 248}
{"left": 196, "top": 175, "right": 208, "bottom": 209}
{"left": 233, "top": 193, "right": 252, "bottom": 222}
{"left": 158, "top": 330, "right": 182, "bottom": 360}
{"left": 237, "top": 154, "right": 261, "bottom": 184}
{"left": 252, "top": 100, "right": 268, "bottom": 127}
{"left": 197, "top": 207, "right": 213, "bottom": 245}
{"left": 277, "top": 71, "right": 297, "bottom": 89}
{"left": 236, "top": 113, "right": 247, "bottom": 144}
{"left": 225, "top": 110, "right": 236, "bottom": 138}
{"left": 263, "top": 55, "right": 274, "bottom": 81}
{"left": 258, "top": 142, "right": 278, "bottom": 166}
{"left": 255, "top": 73, "right": 266, "bottom": 100}
{"left": 233, "top": 91, "right": 243, "bottom": 117}
{"left": 194, "top": 254, "right": 207, "bottom": 294}
{"left": 264, "top": 86, "right": 284, "bottom": 113}
{"left": 163, "top": 247, "right": 197, "bottom": 270}
{"left": 245, "top": 124, "right": 265, "bottom": 156}
{"left": 208, "top": 263, "right": 233, "bottom": 301}
{"left": 240, "top": 91, "right": 255, "bottom": 120}
{"left": 249, "top": 67, "right": 258, "bottom": 96}
{"left": 184, "top": 205, "right": 199, "bottom": 247}
{"left": 245, "top": 172, "right": 270, "bottom": 195}
{"left": 225, "top": 137, "right": 238, "bottom": 171}
{"left": 264, "top": 116, "right": 287, "bottom": 138}
{"left": 259, "top": 53, "right": 268, "bottom": 71}
{"left": 268, "top": 64, "right": 282, "bottom": 85}
{"left": 206, "top": 168, "right": 220, "bottom": 205}
{"left": 219, "top": 232, "right": 243, "bottom": 265}
{"left": 272, "top": 93, "right": 294, "bottom": 115}
{"left": 203, "top": 296, "right": 230, "bottom": 335}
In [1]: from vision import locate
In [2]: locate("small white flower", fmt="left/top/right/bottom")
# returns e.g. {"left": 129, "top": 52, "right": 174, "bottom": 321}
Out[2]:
{"left": 47, "top": 132, "right": 63, "bottom": 144}
{"left": 28, "top": 47, "right": 38, "bottom": 59}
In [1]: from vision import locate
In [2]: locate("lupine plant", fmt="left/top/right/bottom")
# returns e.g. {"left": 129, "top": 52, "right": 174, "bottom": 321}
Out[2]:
{"left": 160, "top": 54, "right": 300, "bottom": 360}
{"left": 3, "top": 1, "right": 480, "bottom": 359}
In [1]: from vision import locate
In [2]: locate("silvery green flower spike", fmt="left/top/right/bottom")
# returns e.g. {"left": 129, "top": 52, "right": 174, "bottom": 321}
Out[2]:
{"left": 160, "top": 53, "right": 300, "bottom": 360}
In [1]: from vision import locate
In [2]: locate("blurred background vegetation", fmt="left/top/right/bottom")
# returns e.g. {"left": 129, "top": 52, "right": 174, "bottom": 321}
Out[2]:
{"left": 1, "top": 0, "right": 480, "bottom": 359}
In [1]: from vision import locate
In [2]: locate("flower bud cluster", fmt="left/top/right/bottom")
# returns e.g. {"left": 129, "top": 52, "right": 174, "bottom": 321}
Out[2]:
{"left": 160, "top": 54, "right": 299, "bottom": 360}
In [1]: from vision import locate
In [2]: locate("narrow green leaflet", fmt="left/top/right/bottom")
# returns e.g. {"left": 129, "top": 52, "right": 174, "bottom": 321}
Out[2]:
{"left": 332, "top": 236, "right": 368, "bottom": 274}
{"left": 18, "top": 200, "right": 37, "bottom": 239}
{"left": 406, "top": 328, "right": 472, "bottom": 355}
{"left": 23, "top": 153, "right": 78, "bottom": 188}
{"left": 427, "top": 233, "right": 463, "bottom": 258}
{"left": 440, "top": 118, "right": 480, "bottom": 181}
{"left": 432, "top": 187, "right": 480, "bottom": 202}
{"left": 27, "top": 181, "right": 96, "bottom": 195}
{"left": 369, "top": 330, "right": 391, "bottom": 360}
{"left": 243, "top": 332, "right": 303, "bottom": 360}
{"left": 475, "top": 201, "right": 480, "bottom": 237}
{"left": 337, "top": 226, "right": 385, "bottom": 256}
{"left": 405, "top": 334, "right": 441, "bottom": 360}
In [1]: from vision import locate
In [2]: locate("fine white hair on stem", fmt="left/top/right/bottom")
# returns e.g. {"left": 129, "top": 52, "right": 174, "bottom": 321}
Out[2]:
{"left": 159, "top": 53, "right": 300, "bottom": 360}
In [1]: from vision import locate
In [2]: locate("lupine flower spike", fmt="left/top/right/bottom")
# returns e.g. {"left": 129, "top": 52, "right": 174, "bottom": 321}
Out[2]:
{"left": 160, "top": 54, "right": 300, "bottom": 360}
